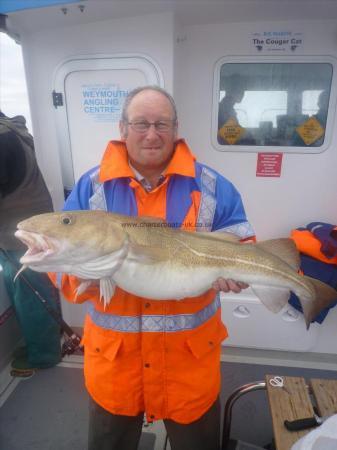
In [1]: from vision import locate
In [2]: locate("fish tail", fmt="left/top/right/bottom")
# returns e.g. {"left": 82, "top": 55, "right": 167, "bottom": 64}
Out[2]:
{"left": 301, "top": 276, "right": 337, "bottom": 328}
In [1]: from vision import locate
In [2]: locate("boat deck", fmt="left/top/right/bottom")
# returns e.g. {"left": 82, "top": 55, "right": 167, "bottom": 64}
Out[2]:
{"left": 1, "top": 354, "right": 337, "bottom": 450}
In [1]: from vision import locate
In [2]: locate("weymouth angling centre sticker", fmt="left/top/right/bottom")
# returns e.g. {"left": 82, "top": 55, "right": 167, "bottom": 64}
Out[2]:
{"left": 82, "top": 84, "right": 129, "bottom": 123}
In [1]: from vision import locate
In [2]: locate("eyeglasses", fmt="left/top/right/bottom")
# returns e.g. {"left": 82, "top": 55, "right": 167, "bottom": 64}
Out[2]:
{"left": 127, "top": 120, "right": 176, "bottom": 133}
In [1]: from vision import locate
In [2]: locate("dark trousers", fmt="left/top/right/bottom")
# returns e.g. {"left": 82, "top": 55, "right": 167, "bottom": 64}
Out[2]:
{"left": 88, "top": 397, "right": 220, "bottom": 450}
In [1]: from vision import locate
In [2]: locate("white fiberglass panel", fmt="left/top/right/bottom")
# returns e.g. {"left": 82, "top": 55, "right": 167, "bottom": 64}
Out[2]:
{"left": 220, "top": 291, "right": 320, "bottom": 352}
{"left": 54, "top": 55, "right": 163, "bottom": 190}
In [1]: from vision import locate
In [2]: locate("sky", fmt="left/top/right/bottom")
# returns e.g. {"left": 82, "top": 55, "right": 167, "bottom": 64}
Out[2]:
{"left": 0, "top": 32, "right": 32, "bottom": 133}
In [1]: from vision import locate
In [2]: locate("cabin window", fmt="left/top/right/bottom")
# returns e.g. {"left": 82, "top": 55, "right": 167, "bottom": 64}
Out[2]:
{"left": 214, "top": 61, "right": 333, "bottom": 152}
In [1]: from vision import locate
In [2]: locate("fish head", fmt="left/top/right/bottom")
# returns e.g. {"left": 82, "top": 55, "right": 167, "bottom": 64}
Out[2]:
{"left": 15, "top": 211, "right": 127, "bottom": 271}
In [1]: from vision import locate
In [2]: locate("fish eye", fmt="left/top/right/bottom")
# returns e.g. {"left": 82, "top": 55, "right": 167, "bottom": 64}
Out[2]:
{"left": 61, "top": 215, "right": 72, "bottom": 225}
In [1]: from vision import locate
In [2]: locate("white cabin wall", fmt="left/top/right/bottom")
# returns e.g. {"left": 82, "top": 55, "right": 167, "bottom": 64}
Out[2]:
{"left": 9, "top": 9, "right": 337, "bottom": 349}
{"left": 174, "top": 19, "right": 337, "bottom": 240}
{"left": 20, "top": 11, "right": 337, "bottom": 238}
{"left": 20, "top": 12, "right": 175, "bottom": 211}
{"left": 173, "top": 17, "right": 183, "bottom": 125}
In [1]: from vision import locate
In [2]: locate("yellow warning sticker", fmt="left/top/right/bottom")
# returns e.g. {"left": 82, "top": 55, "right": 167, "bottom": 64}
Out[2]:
{"left": 218, "top": 118, "right": 245, "bottom": 145}
{"left": 296, "top": 117, "right": 325, "bottom": 146}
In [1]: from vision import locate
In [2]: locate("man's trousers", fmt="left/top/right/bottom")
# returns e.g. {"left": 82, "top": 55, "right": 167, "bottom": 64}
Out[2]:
{"left": 88, "top": 396, "right": 221, "bottom": 450}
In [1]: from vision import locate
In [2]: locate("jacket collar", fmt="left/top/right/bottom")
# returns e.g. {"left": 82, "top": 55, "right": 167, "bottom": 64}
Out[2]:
{"left": 99, "top": 139, "right": 196, "bottom": 182}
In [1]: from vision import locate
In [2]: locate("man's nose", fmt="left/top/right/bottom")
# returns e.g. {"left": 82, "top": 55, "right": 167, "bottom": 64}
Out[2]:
{"left": 144, "top": 124, "right": 160, "bottom": 138}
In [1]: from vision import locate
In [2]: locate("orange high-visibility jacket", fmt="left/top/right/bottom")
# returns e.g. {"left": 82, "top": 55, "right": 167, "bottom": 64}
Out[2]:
{"left": 51, "top": 140, "right": 254, "bottom": 423}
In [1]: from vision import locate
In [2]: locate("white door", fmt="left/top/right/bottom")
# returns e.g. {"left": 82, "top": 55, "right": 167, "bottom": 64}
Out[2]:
{"left": 53, "top": 54, "right": 163, "bottom": 328}
{"left": 54, "top": 54, "right": 163, "bottom": 191}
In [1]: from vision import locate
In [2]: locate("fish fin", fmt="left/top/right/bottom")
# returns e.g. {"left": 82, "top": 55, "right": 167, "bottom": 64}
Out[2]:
{"left": 75, "top": 280, "right": 93, "bottom": 300}
{"left": 255, "top": 238, "right": 300, "bottom": 271}
{"left": 73, "top": 243, "right": 128, "bottom": 280}
{"left": 251, "top": 284, "right": 291, "bottom": 313}
{"left": 195, "top": 231, "right": 240, "bottom": 242}
{"left": 99, "top": 278, "right": 116, "bottom": 309}
{"left": 301, "top": 276, "right": 337, "bottom": 328}
{"left": 129, "top": 242, "right": 169, "bottom": 263}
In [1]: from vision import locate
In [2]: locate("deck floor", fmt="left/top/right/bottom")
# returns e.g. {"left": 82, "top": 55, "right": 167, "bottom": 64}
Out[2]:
{"left": 0, "top": 365, "right": 161, "bottom": 450}
{"left": 0, "top": 360, "right": 337, "bottom": 450}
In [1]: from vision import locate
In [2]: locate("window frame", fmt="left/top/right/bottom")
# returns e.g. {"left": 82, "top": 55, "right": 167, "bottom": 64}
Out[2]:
{"left": 211, "top": 55, "right": 337, "bottom": 154}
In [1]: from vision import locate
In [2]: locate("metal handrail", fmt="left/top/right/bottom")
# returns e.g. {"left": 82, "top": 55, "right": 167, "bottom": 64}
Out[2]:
{"left": 221, "top": 381, "right": 266, "bottom": 450}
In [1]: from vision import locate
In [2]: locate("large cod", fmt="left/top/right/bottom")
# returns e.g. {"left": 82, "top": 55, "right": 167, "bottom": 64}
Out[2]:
{"left": 15, "top": 210, "right": 337, "bottom": 328}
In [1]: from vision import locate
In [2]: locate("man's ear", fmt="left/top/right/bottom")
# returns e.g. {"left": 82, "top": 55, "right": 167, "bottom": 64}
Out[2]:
{"left": 119, "top": 120, "right": 127, "bottom": 141}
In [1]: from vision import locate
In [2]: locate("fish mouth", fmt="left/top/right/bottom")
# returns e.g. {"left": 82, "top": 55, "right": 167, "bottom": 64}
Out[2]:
{"left": 14, "top": 230, "right": 58, "bottom": 264}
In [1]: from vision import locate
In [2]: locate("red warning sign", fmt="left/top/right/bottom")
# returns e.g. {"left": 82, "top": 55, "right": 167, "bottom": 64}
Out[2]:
{"left": 256, "top": 153, "right": 283, "bottom": 177}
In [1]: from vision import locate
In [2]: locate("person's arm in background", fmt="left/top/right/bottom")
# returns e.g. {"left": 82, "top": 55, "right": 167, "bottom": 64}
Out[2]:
{"left": 0, "top": 131, "right": 26, "bottom": 199}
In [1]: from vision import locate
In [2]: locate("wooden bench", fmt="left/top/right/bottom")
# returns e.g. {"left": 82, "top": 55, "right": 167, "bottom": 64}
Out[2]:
{"left": 266, "top": 375, "right": 337, "bottom": 450}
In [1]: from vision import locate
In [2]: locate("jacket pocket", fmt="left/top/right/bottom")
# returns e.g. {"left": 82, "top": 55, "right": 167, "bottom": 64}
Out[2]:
{"left": 186, "top": 320, "right": 228, "bottom": 359}
{"left": 82, "top": 326, "right": 123, "bottom": 362}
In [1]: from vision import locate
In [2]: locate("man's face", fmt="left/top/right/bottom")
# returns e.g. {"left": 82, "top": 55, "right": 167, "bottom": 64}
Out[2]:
{"left": 119, "top": 90, "right": 178, "bottom": 173}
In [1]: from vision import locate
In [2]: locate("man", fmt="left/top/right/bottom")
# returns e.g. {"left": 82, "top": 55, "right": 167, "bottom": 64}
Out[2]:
{"left": 314, "top": 90, "right": 329, "bottom": 126}
{"left": 53, "top": 86, "right": 255, "bottom": 450}
{"left": 0, "top": 112, "right": 61, "bottom": 374}
{"left": 218, "top": 80, "right": 245, "bottom": 132}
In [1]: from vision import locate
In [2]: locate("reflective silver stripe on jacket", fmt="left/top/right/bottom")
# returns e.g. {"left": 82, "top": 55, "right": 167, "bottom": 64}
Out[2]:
{"left": 89, "top": 169, "right": 107, "bottom": 211}
{"left": 196, "top": 167, "right": 216, "bottom": 232}
{"left": 216, "top": 222, "right": 255, "bottom": 240}
{"left": 55, "top": 272, "right": 63, "bottom": 289}
{"left": 87, "top": 295, "right": 220, "bottom": 333}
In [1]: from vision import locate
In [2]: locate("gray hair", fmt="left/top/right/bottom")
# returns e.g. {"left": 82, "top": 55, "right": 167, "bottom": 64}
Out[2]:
{"left": 121, "top": 85, "right": 178, "bottom": 123}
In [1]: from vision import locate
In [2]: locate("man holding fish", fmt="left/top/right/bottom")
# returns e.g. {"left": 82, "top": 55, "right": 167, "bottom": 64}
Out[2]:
{"left": 58, "top": 86, "right": 254, "bottom": 450}
{"left": 15, "top": 87, "right": 336, "bottom": 450}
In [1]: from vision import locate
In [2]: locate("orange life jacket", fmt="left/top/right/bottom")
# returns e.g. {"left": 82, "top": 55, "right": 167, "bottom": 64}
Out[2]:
{"left": 291, "top": 229, "right": 337, "bottom": 265}
{"left": 50, "top": 140, "right": 254, "bottom": 423}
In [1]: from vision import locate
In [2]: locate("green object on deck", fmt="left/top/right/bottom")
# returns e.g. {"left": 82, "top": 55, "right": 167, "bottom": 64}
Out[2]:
{"left": 0, "top": 250, "right": 61, "bottom": 368}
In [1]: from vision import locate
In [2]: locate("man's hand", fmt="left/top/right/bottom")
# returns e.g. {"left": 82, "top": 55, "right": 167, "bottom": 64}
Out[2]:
{"left": 212, "top": 278, "right": 249, "bottom": 293}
